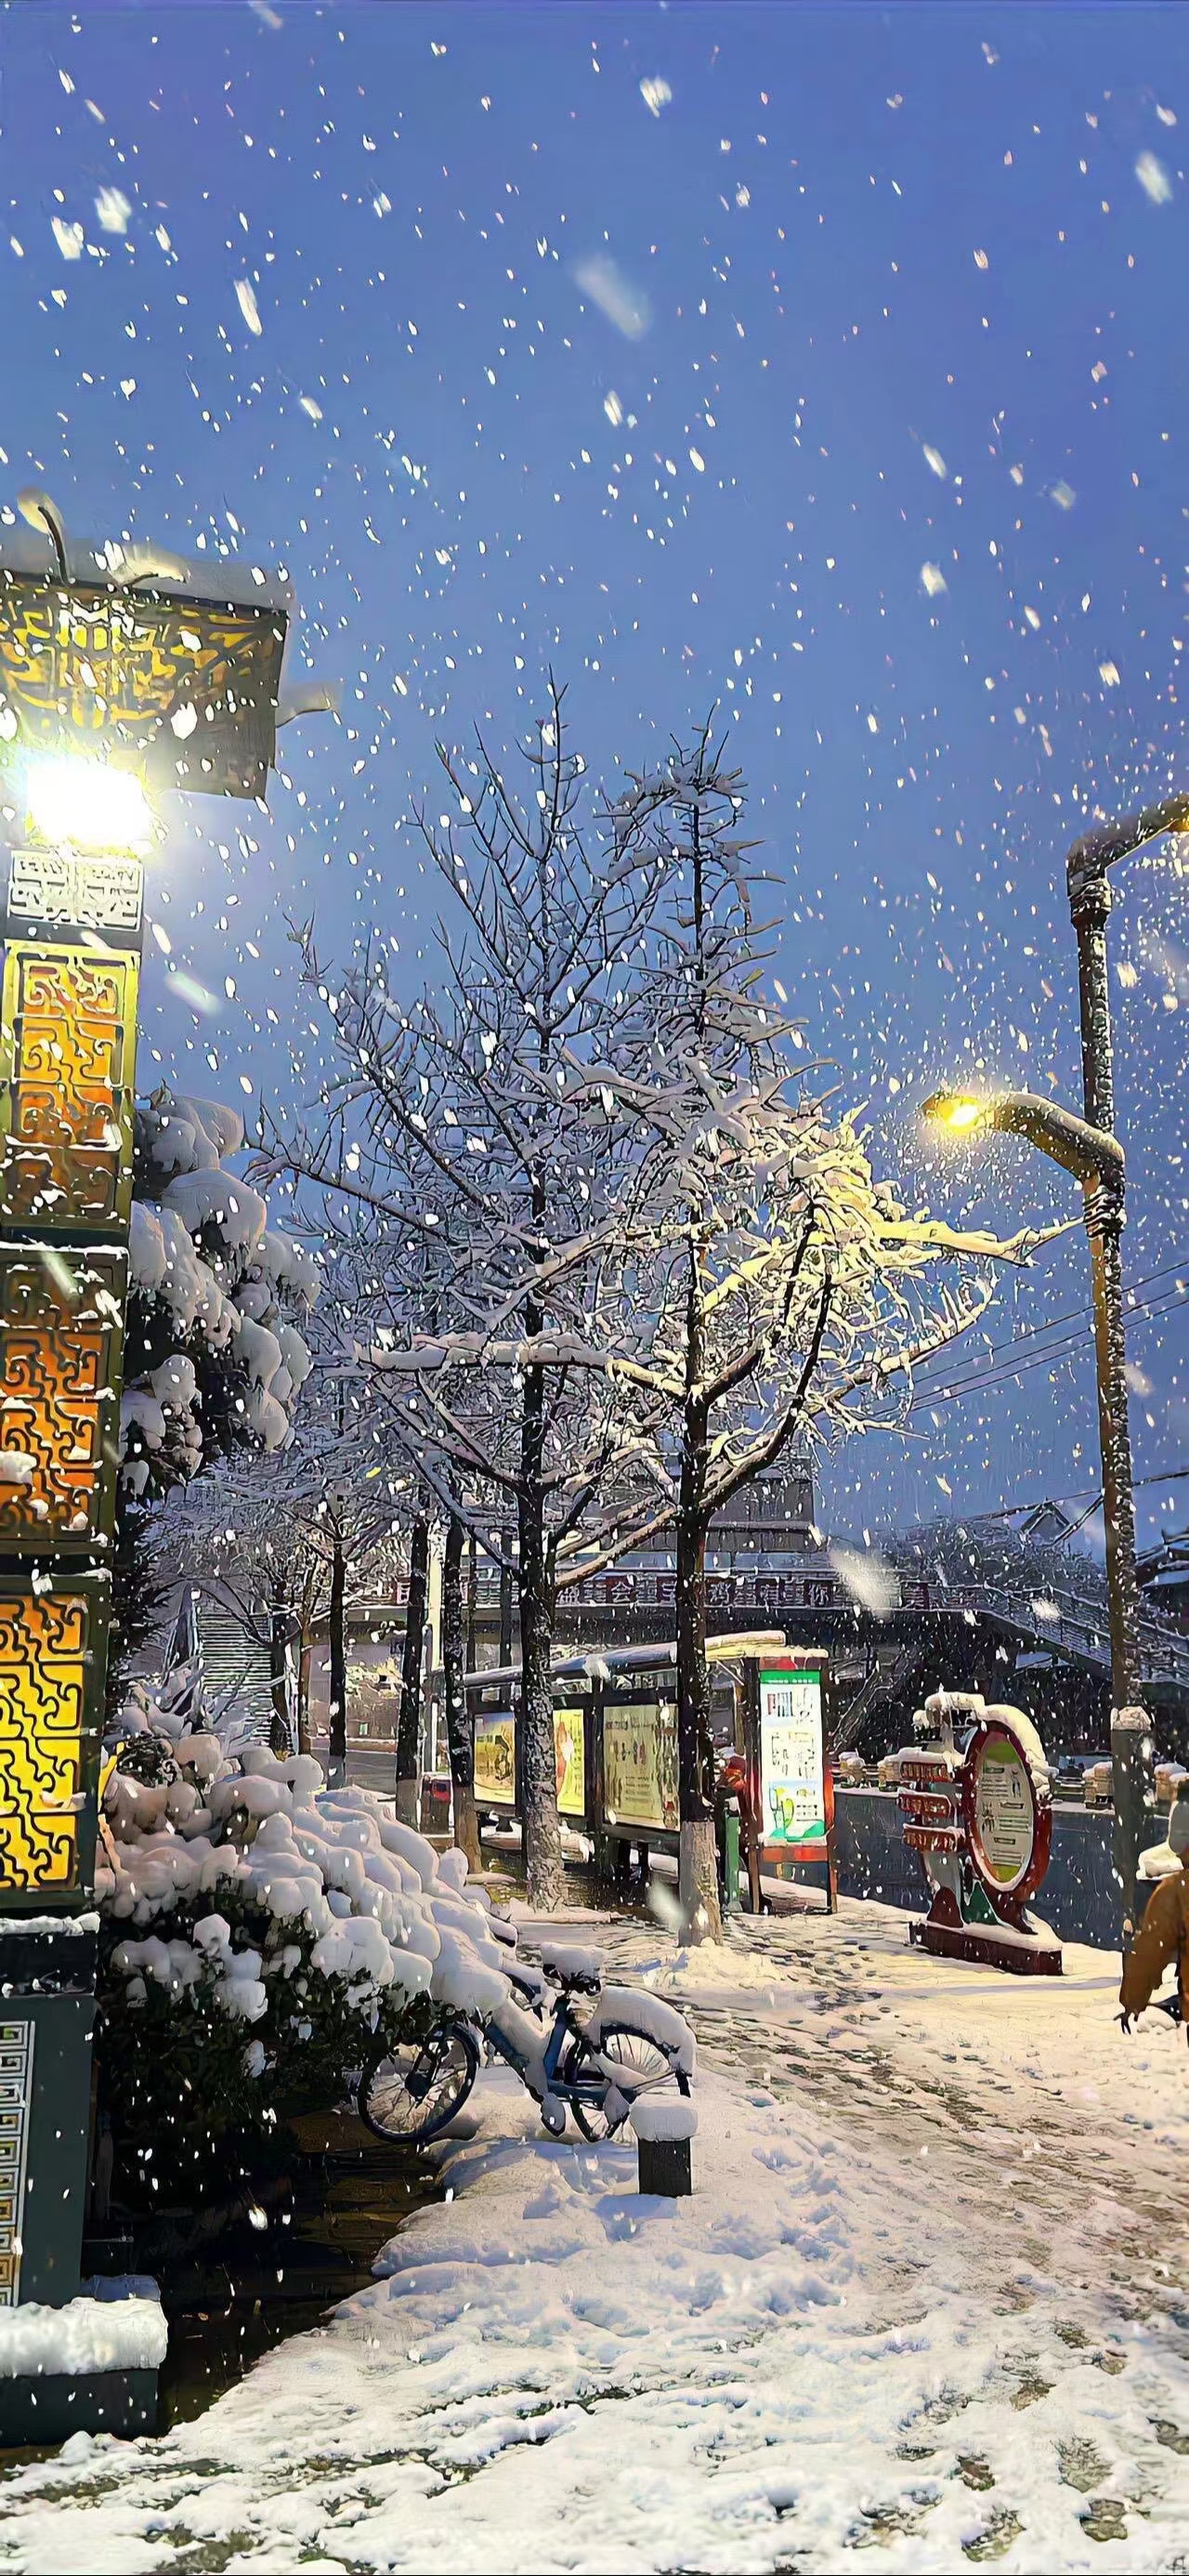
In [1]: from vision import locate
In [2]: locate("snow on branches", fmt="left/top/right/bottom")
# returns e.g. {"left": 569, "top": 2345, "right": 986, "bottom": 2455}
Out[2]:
{"left": 124, "top": 1086, "right": 320, "bottom": 1503}
{"left": 255, "top": 703, "right": 1057, "bottom": 1921}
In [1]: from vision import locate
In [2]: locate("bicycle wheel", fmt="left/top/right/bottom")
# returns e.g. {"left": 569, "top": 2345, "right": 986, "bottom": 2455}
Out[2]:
{"left": 359, "top": 2026, "right": 480, "bottom": 2145}
{"left": 563, "top": 2022, "right": 691, "bottom": 2144}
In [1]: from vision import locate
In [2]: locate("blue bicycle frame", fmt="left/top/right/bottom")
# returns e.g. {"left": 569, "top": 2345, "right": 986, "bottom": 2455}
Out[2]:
{"left": 482, "top": 1985, "right": 608, "bottom": 2109}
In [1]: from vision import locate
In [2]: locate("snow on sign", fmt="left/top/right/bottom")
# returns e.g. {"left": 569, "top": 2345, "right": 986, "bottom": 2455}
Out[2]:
{"left": 759, "top": 1666, "right": 825, "bottom": 1847}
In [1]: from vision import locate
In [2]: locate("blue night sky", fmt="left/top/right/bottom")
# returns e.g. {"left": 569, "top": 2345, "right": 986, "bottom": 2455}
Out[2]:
{"left": 4, "top": 0, "right": 1188, "bottom": 1547}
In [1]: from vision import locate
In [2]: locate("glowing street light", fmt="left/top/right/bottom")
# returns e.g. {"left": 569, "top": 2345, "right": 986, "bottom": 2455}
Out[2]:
{"left": 923, "top": 1084, "right": 1148, "bottom": 1942}
{"left": 23, "top": 756, "right": 155, "bottom": 859}
{"left": 929, "top": 1095, "right": 985, "bottom": 1134}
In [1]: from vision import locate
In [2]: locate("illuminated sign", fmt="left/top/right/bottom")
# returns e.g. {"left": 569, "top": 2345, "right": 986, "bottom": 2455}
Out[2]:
{"left": 758, "top": 1664, "right": 826, "bottom": 1847}
{"left": 0, "top": 573, "right": 287, "bottom": 800}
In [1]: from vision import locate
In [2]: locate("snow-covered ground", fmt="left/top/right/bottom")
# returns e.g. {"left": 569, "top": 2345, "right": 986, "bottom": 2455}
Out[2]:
{"left": 3, "top": 1898, "right": 1188, "bottom": 2575}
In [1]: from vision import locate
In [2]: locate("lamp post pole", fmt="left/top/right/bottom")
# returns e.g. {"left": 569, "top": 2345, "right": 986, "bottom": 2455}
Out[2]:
{"left": 922, "top": 1087, "right": 1150, "bottom": 1943}
{"left": 1065, "top": 796, "right": 1189, "bottom": 1936}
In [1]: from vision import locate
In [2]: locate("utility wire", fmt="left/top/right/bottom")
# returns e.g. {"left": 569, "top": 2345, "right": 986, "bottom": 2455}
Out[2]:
{"left": 907, "top": 1277, "right": 1189, "bottom": 1414}
{"left": 909, "top": 1251, "right": 1189, "bottom": 1400}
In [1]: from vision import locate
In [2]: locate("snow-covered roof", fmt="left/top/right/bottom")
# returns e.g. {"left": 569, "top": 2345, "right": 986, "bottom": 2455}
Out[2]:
{"left": 0, "top": 519, "right": 293, "bottom": 616}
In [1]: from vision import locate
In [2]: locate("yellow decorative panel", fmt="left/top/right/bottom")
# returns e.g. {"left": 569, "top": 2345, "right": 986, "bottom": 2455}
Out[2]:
{"left": 0, "top": 942, "right": 137, "bottom": 1232}
{"left": 0, "top": 574, "right": 286, "bottom": 800}
{"left": 0, "top": 1592, "right": 93, "bottom": 1894}
{"left": 0, "top": 1247, "right": 124, "bottom": 1548}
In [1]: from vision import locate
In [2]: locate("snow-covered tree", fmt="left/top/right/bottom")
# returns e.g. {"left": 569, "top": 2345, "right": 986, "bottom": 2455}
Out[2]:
{"left": 438, "top": 729, "right": 1057, "bottom": 1939}
{"left": 256, "top": 683, "right": 674, "bottom": 1908}
{"left": 161, "top": 1338, "right": 408, "bottom": 1772}
{"left": 125, "top": 1088, "right": 319, "bottom": 1504}
{"left": 111, "top": 1089, "right": 321, "bottom": 1702}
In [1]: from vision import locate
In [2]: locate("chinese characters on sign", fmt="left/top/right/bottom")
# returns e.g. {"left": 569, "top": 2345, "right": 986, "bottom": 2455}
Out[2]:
{"left": 970, "top": 1734, "right": 1035, "bottom": 1890}
{"left": 758, "top": 1666, "right": 826, "bottom": 1847}
{"left": 603, "top": 1700, "right": 679, "bottom": 1833}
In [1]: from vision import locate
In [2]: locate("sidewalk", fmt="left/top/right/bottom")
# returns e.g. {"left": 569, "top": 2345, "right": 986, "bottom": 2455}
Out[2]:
{"left": 2, "top": 1903, "right": 1187, "bottom": 2573}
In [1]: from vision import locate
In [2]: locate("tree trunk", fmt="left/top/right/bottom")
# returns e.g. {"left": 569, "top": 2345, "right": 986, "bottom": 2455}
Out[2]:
{"left": 268, "top": 1581, "right": 293, "bottom": 1759}
{"left": 518, "top": 1327, "right": 563, "bottom": 1907}
{"left": 396, "top": 1507, "right": 429, "bottom": 1825}
{"left": 443, "top": 1513, "right": 481, "bottom": 1871}
{"left": 673, "top": 1249, "right": 723, "bottom": 1945}
{"left": 327, "top": 1530, "right": 347, "bottom": 1789}
{"left": 297, "top": 1628, "right": 312, "bottom": 1758}
{"left": 675, "top": 1498, "right": 723, "bottom": 1943}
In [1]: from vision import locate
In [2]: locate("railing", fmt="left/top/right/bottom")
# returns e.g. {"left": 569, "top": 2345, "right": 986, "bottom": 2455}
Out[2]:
{"left": 384, "top": 1567, "right": 849, "bottom": 1615}
{"left": 911, "top": 1577, "right": 1189, "bottom": 1687}
{"left": 372, "top": 1560, "right": 1189, "bottom": 1689}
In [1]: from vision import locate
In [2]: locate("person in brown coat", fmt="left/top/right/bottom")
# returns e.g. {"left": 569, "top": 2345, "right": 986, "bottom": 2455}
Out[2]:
{"left": 1119, "top": 1787, "right": 1189, "bottom": 2030}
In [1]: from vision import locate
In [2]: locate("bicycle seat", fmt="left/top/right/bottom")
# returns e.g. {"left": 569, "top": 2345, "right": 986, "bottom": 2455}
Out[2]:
{"left": 539, "top": 1941, "right": 603, "bottom": 1995}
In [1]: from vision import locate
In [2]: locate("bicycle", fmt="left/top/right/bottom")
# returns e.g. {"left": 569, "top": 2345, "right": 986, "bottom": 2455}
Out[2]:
{"left": 359, "top": 1939, "right": 694, "bottom": 2148}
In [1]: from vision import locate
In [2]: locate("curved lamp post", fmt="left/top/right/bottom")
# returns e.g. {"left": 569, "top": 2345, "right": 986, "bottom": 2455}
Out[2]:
{"left": 922, "top": 1087, "right": 1151, "bottom": 1945}
{"left": 1065, "top": 795, "right": 1189, "bottom": 1133}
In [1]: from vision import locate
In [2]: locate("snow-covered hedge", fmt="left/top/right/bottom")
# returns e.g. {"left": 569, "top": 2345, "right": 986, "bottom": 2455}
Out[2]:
{"left": 122, "top": 1089, "right": 319, "bottom": 1503}
{"left": 97, "top": 1666, "right": 509, "bottom": 2191}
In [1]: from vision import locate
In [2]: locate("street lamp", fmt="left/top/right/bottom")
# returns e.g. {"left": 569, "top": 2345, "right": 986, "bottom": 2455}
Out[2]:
{"left": 922, "top": 1086, "right": 1151, "bottom": 1942}
{"left": 0, "top": 493, "right": 328, "bottom": 2436}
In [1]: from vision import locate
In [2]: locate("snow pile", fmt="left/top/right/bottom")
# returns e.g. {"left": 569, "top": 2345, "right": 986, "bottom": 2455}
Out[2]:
{"left": 99, "top": 1672, "right": 513, "bottom": 2071}
{"left": 9, "top": 1911, "right": 1189, "bottom": 2564}
{"left": 0, "top": 2294, "right": 166, "bottom": 2380}
{"left": 537, "top": 1940, "right": 603, "bottom": 1985}
{"left": 122, "top": 1088, "right": 320, "bottom": 1498}
{"left": 629, "top": 2093, "right": 698, "bottom": 2143}
{"left": 646, "top": 1934, "right": 790, "bottom": 2001}
{"left": 585, "top": 1984, "right": 698, "bottom": 2075}
{"left": 1139, "top": 1835, "right": 1183, "bottom": 1882}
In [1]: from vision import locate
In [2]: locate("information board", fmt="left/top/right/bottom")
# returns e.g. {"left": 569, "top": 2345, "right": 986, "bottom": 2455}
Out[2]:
{"left": 758, "top": 1665, "right": 826, "bottom": 1847}
{"left": 969, "top": 1732, "right": 1035, "bottom": 1892}
{"left": 474, "top": 1711, "right": 516, "bottom": 1806}
{"left": 603, "top": 1699, "right": 679, "bottom": 1833}
{"left": 554, "top": 1704, "right": 585, "bottom": 1820}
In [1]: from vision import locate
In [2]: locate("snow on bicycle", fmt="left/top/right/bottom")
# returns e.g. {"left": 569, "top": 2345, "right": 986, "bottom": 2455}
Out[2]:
{"left": 359, "top": 1925, "right": 696, "bottom": 2147}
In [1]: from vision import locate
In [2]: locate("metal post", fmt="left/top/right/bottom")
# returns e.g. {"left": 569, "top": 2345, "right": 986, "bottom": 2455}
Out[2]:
{"left": 1084, "top": 1173, "right": 1149, "bottom": 1940}
{"left": 926, "top": 1072, "right": 1156, "bottom": 1940}
{"left": 1068, "top": 874, "right": 1116, "bottom": 1134}
{"left": 499, "top": 1530, "right": 513, "bottom": 1670}
{"left": 1065, "top": 808, "right": 1189, "bottom": 1939}
{"left": 465, "top": 1527, "right": 477, "bottom": 1672}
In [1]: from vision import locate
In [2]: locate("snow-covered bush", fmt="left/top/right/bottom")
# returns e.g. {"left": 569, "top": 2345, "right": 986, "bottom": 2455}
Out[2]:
{"left": 122, "top": 1088, "right": 320, "bottom": 1507}
{"left": 97, "top": 1665, "right": 508, "bottom": 2194}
